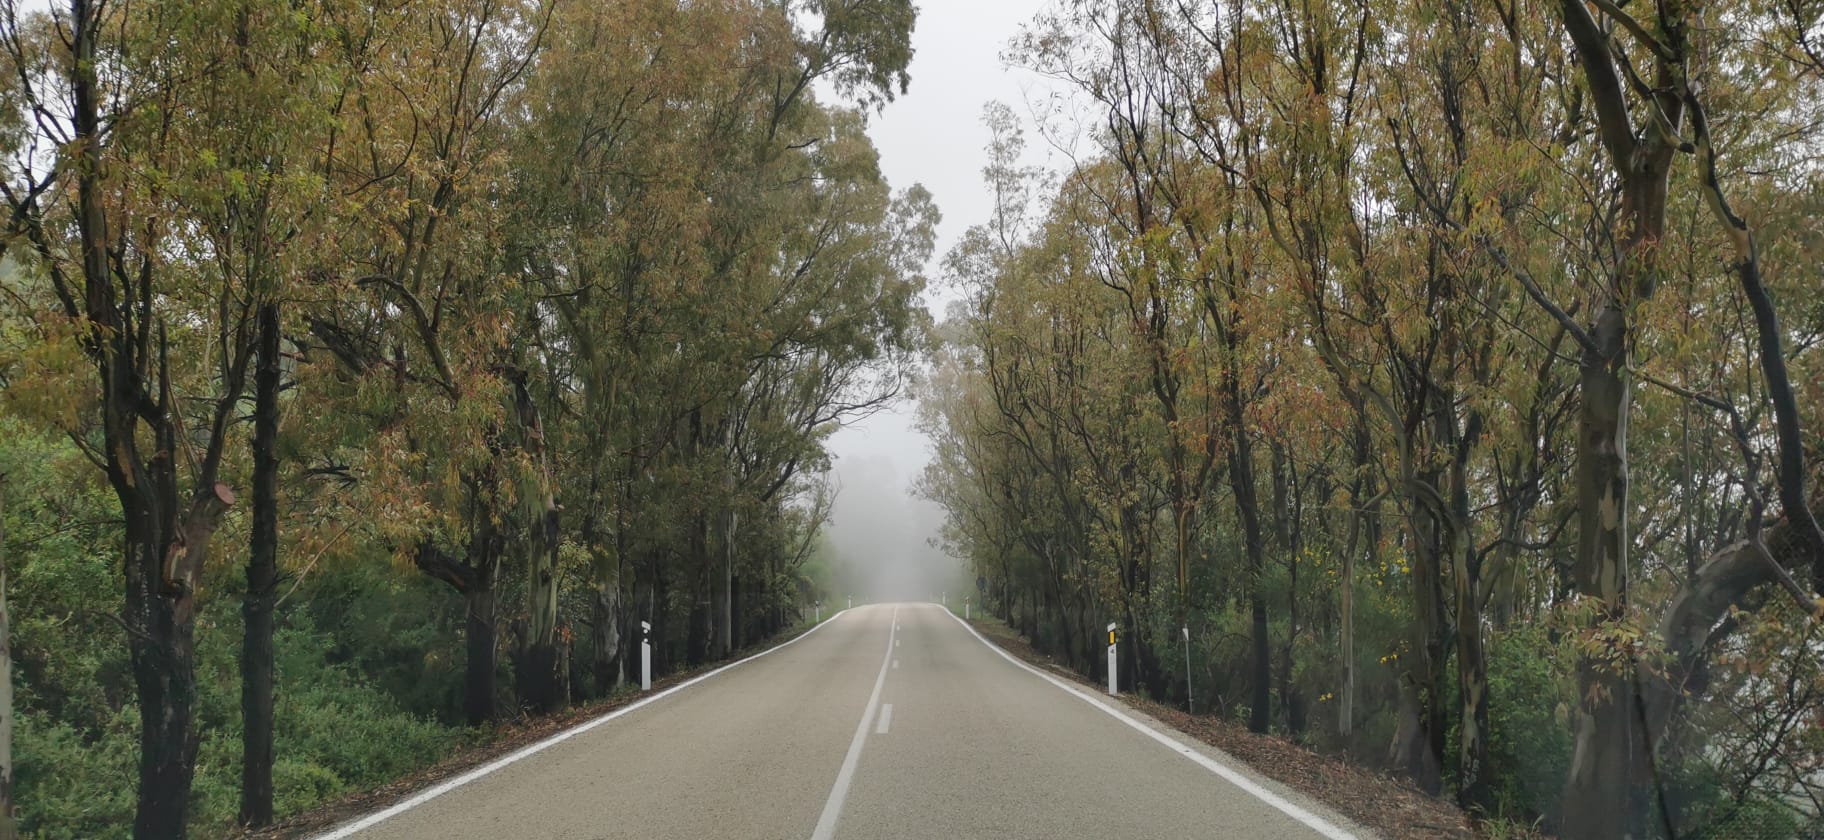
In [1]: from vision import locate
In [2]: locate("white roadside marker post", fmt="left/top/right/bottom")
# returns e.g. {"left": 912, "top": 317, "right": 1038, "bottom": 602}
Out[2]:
{"left": 1182, "top": 625, "right": 1193, "bottom": 710}
{"left": 847, "top": 596, "right": 852, "bottom": 610}
{"left": 965, "top": 598, "right": 970, "bottom": 621}
{"left": 640, "top": 620, "right": 652, "bottom": 692}
{"left": 1107, "top": 622, "right": 1119, "bottom": 696}
{"left": 816, "top": 600, "right": 822, "bottom": 623}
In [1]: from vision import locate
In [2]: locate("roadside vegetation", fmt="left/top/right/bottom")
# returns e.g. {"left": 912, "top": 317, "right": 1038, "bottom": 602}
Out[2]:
{"left": 0, "top": 0, "right": 922, "bottom": 836}
{"left": 918, "top": 2, "right": 1824, "bottom": 838}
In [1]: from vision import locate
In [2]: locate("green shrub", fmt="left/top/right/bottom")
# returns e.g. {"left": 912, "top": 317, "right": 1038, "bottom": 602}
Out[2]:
{"left": 187, "top": 600, "right": 463, "bottom": 831}
{"left": 3, "top": 422, "right": 464, "bottom": 837}
{"left": 1482, "top": 623, "right": 1574, "bottom": 825}
{"left": 14, "top": 706, "right": 138, "bottom": 839}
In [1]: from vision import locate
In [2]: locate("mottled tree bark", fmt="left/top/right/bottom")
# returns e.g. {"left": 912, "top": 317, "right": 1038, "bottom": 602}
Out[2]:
{"left": 1447, "top": 408, "right": 1490, "bottom": 813}
{"left": 1554, "top": 0, "right": 1680, "bottom": 828}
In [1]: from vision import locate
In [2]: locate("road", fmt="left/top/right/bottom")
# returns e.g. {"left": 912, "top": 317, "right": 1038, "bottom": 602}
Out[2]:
{"left": 322, "top": 603, "right": 1365, "bottom": 840}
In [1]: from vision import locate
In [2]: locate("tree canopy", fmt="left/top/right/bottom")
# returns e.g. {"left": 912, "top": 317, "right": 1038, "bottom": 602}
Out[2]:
{"left": 919, "top": 1, "right": 1824, "bottom": 836}
{"left": 0, "top": 0, "right": 924, "bottom": 835}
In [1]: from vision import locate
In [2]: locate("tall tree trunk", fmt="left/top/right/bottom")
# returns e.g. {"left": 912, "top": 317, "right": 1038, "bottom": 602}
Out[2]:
{"left": 1227, "top": 422, "right": 1272, "bottom": 734}
{"left": 458, "top": 517, "right": 503, "bottom": 726}
{"left": 1271, "top": 444, "right": 1303, "bottom": 734}
{"left": 714, "top": 442, "right": 735, "bottom": 659}
{"left": 1553, "top": 2, "right": 1679, "bottom": 832}
{"left": 1391, "top": 423, "right": 1449, "bottom": 795}
{"left": 1410, "top": 503, "right": 1448, "bottom": 795}
{"left": 239, "top": 301, "right": 280, "bottom": 827}
{"left": 0, "top": 475, "right": 15, "bottom": 840}
{"left": 651, "top": 557, "right": 672, "bottom": 676}
{"left": 714, "top": 507, "right": 734, "bottom": 659}
{"left": 590, "top": 547, "right": 622, "bottom": 697}
{"left": 629, "top": 560, "right": 653, "bottom": 685}
{"left": 511, "top": 373, "right": 564, "bottom": 714}
{"left": 1562, "top": 304, "right": 1646, "bottom": 837}
{"left": 516, "top": 502, "right": 562, "bottom": 713}
{"left": 64, "top": 3, "right": 208, "bottom": 834}
{"left": 464, "top": 566, "right": 498, "bottom": 726}
{"left": 730, "top": 572, "right": 745, "bottom": 651}
{"left": 1448, "top": 409, "right": 1490, "bottom": 813}
{"left": 1340, "top": 414, "right": 1374, "bottom": 740}
{"left": 686, "top": 574, "right": 710, "bottom": 666}
{"left": 130, "top": 489, "right": 230, "bottom": 840}
{"left": 685, "top": 409, "right": 710, "bottom": 666}
{"left": 414, "top": 521, "right": 502, "bottom": 726}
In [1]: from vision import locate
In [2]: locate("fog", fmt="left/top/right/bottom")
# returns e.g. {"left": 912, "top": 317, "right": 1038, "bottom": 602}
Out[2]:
{"left": 822, "top": 429, "right": 958, "bottom": 602}
{"left": 819, "top": 0, "right": 1052, "bottom": 606}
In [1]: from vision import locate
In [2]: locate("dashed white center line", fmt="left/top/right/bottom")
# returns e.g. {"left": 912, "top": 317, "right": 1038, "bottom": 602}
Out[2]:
{"left": 809, "top": 606, "right": 898, "bottom": 840}
{"left": 892, "top": 659, "right": 899, "bottom": 669}
{"left": 876, "top": 704, "right": 893, "bottom": 734}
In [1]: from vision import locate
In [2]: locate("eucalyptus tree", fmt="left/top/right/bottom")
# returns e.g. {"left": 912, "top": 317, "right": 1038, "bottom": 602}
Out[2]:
{"left": 0, "top": 0, "right": 357, "bottom": 832}
{"left": 296, "top": 0, "right": 550, "bottom": 726}
{"left": 926, "top": 2, "right": 1824, "bottom": 835}
{"left": 1522, "top": 1, "right": 1824, "bottom": 833}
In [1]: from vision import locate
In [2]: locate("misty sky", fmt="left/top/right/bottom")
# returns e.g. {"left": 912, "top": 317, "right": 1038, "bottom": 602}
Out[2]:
{"left": 822, "top": 0, "right": 1056, "bottom": 601}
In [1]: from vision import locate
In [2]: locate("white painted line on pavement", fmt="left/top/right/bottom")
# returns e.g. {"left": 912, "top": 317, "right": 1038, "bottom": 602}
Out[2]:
{"left": 939, "top": 607, "right": 1357, "bottom": 840}
{"left": 311, "top": 608, "right": 859, "bottom": 840}
{"left": 810, "top": 605, "right": 899, "bottom": 840}
{"left": 892, "top": 659, "right": 899, "bottom": 669}
{"left": 876, "top": 703, "right": 894, "bottom": 735}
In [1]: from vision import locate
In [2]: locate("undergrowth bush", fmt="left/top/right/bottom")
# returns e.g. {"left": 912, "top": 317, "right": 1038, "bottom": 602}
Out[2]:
{"left": 1480, "top": 623, "right": 1574, "bottom": 825}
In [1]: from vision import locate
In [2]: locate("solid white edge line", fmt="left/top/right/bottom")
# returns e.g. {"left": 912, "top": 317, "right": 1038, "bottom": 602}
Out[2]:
{"left": 311, "top": 608, "right": 858, "bottom": 840}
{"left": 937, "top": 606, "right": 1357, "bottom": 840}
{"left": 875, "top": 703, "right": 893, "bottom": 735}
{"left": 809, "top": 605, "right": 898, "bottom": 840}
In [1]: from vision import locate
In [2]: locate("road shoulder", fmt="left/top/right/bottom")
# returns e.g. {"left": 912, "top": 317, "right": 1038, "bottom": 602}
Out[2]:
{"left": 959, "top": 613, "right": 1478, "bottom": 840}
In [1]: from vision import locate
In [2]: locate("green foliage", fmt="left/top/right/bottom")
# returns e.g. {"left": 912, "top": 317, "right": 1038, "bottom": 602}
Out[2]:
{"left": 13, "top": 708, "right": 138, "bottom": 839}
{"left": 2, "top": 0, "right": 930, "bottom": 830}
{"left": 298, "top": 563, "right": 471, "bottom": 724}
{"left": 1660, "top": 754, "right": 1808, "bottom": 840}
{"left": 919, "top": 2, "right": 1824, "bottom": 834}
{"left": 3, "top": 417, "right": 464, "bottom": 835}
{"left": 190, "top": 604, "right": 463, "bottom": 830}
{"left": 1480, "top": 625, "right": 1575, "bottom": 824}
{"left": 12, "top": 591, "right": 462, "bottom": 836}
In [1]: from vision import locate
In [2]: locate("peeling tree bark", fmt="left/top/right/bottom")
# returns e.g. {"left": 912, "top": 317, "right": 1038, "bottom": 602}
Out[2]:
{"left": 1448, "top": 408, "right": 1490, "bottom": 814}
{"left": 510, "top": 371, "right": 565, "bottom": 715}
{"left": 1552, "top": 0, "right": 1682, "bottom": 833}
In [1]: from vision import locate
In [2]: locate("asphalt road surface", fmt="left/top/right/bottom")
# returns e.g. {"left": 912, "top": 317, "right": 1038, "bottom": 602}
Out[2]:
{"left": 321, "top": 603, "right": 1366, "bottom": 840}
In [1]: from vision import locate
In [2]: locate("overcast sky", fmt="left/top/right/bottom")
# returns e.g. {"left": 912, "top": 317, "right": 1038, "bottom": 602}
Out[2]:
{"left": 821, "top": 0, "right": 1058, "bottom": 599}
